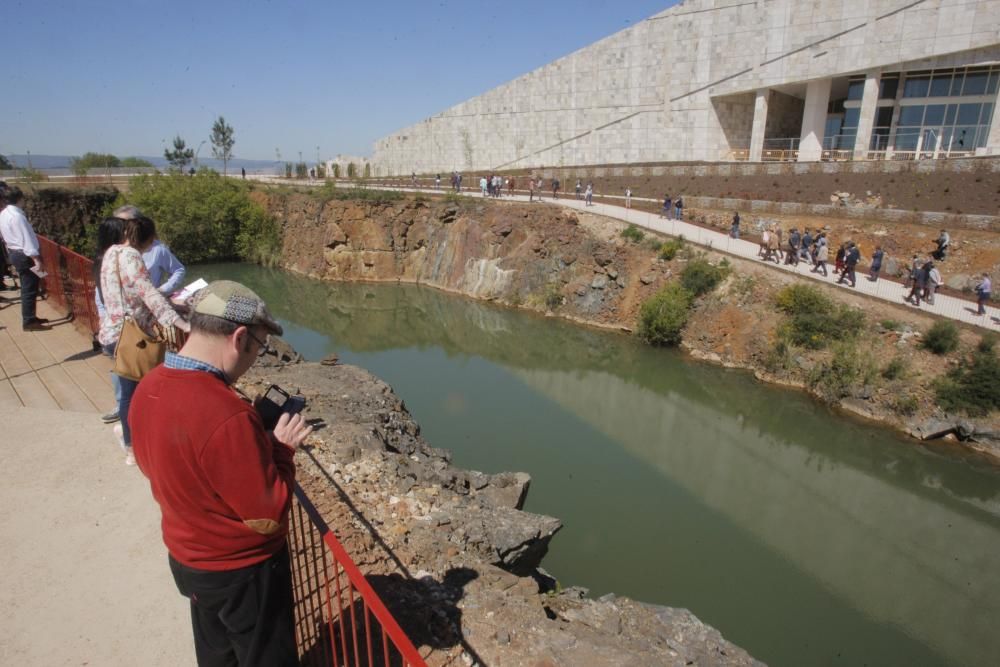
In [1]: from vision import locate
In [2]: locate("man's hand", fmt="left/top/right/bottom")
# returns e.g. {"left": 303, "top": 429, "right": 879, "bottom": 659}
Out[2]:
{"left": 273, "top": 412, "right": 312, "bottom": 450}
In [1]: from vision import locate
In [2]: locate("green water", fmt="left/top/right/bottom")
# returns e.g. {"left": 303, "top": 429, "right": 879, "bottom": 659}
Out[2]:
{"left": 198, "top": 263, "right": 1000, "bottom": 667}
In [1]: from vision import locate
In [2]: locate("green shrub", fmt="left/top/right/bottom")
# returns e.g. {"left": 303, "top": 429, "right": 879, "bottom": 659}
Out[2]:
{"left": 659, "top": 238, "right": 684, "bottom": 260}
{"left": 680, "top": 257, "right": 730, "bottom": 297}
{"left": 880, "top": 319, "right": 901, "bottom": 331}
{"left": 922, "top": 321, "right": 959, "bottom": 355}
{"left": 316, "top": 182, "right": 402, "bottom": 205}
{"left": 891, "top": 393, "right": 920, "bottom": 416}
{"left": 977, "top": 333, "right": 997, "bottom": 353}
{"left": 775, "top": 284, "right": 865, "bottom": 349}
{"left": 638, "top": 283, "right": 693, "bottom": 346}
{"left": 621, "top": 225, "right": 645, "bottom": 243}
{"left": 543, "top": 283, "right": 564, "bottom": 310}
{"left": 935, "top": 347, "right": 1000, "bottom": 416}
{"left": 881, "top": 356, "right": 908, "bottom": 380}
{"left": 808, "top": 342, "right": 877, "bottom": 401}
{"left": 124, "top": 171, "right": 280, "bottom": 264}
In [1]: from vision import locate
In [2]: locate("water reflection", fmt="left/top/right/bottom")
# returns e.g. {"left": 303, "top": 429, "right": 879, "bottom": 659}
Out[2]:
{"left": 199, "top": 263, "right": 1000, "bottom": 667}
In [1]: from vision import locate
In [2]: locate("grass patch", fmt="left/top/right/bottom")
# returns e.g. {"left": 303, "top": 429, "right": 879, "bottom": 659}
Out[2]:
{"left": 621, "top": 225, "right": 645, "bottom": 243}
{"left": 808, "top": 342, "right": 878, "bottom": 401}
{"left": 921, "top": 321, "right": 959, "bottom": 355}
{"left": 680, "top": 257, "right": 730, "bottom": 297}
{"left": 638, "top": 283, "right": 693, "bottom": 346}
{"left": 775, "top": 284, "right": 865, "bottom": 349}
{"left": 658, "top": 238, "right": 684, "bottom": 260}
{"left": 880, "top": 319, "right": 902, "bottom": 331}
{"left": 881, "top": 356, "right": 908, "bottom": 381}
{"left": 934, "top": 346, "right": 1000, "bottom": 416}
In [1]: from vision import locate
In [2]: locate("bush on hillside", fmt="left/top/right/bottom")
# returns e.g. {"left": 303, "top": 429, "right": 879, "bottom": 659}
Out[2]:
{"left": 680, "top": 257, "right": 730, "bottom": 297}
{"left": 638, "top": 283, "right": 693, "bottom": 346}
{"left": 123, "top": 171, "right": 280, "bottom": 264}
{"left": 659, "top": 238, "right": 684, "bottom": 260}
{"left": 922, "top": 320, "right": 959, "bottom": 355}
{"left": 808, "top": 341, "right": 878, "bottom": 401}
{"left": 934, "top": 346, "right": 1000, "bottom": 416}
{"left": 774, "top": 283, "right": 865, "bottom": 349}
{"left": 620, "top": 225, "right": 645, "bottom": 243}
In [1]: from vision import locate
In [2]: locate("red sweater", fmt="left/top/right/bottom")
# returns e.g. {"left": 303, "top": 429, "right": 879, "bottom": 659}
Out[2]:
{"left": 131, "top": 366, "right": 296, "bottom": 571}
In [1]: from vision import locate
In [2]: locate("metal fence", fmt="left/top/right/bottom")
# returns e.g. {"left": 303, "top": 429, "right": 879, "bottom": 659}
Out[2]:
{"left": 36, "top": 235, "right": 100, "bottom": 337}
{"left": 288, "top": 483, "right": 427, "bottom": 667}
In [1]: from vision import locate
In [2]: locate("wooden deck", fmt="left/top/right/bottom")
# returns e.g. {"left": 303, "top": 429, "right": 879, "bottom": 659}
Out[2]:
{"left": 0, "top": 291, "right": 114, "bottom": 415}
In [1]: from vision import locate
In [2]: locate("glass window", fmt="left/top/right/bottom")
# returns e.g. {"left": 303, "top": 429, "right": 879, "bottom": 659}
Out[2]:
{"left": 945, "top": 104, "right": 957, "bottom": 125}
{"left": 847, "top": 79, "right": 865, "bottom": 100}
{"left": 898, "top": 105, "right": 924, "bottom": 125}
{"left": 981, "top": 103, "right": 994, "bottom": 126}
{"left": 879, "top": 78, "right": 899, "bottom": 99}
{"left": 923, "top": 104, "right": 946, "bottom": 126}
{"left": 903, "top": 75, "right": 930, "bottom": 97}
{"left": 929, "top": 75, "right": 952, "bottom": 97}
{"left": 957, "top": 103, "right": 981, "bottom": 124}
{"left": 988, "top": 72, "right": 999, "bottom": 95}
{"left": 963, "top": 71, "right": 989, "bottom": 96}
{"left": 875, "top": 106, "right": 893, "bottom": 127}
{"left": 894, "top": 129, "right": 920, "bottom": 151}
{"left": 843, "top": 107, "right": 860, "bottom": 128}
{"left": 951, "top": 74, "right": 965, "bottom": 96}
{"left": 952, "top": 127, "right": 974, "bottom": 149}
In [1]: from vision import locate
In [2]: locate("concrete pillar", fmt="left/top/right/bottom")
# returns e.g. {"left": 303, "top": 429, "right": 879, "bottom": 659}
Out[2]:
{"left": 853, "top": 72, "right": 881, "bottom": 159}
{"left": 749, "top": 89, "right": 769, "bottom": 162}
{"left": 798, "top": 78, "right": 832, "bottom": 162}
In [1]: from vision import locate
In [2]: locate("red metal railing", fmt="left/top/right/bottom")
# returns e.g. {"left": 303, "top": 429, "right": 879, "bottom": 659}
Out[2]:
{"left": 36, "top": 235, "right": 101, "bottom": 336}
{"left": 288, "top": 483, "right": 427, "bottom": 667}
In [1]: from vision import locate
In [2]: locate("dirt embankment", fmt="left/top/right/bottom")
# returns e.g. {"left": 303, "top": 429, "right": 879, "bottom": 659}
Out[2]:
{"left": 262, "top": 191, "right": 1000, "bottom": 462}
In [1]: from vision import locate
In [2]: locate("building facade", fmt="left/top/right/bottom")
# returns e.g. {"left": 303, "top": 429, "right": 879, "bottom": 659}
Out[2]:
{"left": 372, "top": 0, "right": 1000, "bottom": 174}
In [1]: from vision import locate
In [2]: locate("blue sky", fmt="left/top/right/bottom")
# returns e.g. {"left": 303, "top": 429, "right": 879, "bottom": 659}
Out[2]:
{"left": 4, "top": 0, "right": 676, "bottom": 161}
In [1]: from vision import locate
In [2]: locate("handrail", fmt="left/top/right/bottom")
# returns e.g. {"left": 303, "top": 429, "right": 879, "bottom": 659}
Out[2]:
{"left": 36, "top": 235, "right": 100, "bottom": 337}
{"left": 288, "top": 483, "right": 428, "bottom": 667}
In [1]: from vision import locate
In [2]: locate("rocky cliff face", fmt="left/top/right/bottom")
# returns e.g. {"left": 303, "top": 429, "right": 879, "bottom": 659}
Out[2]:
{"left": 264, "top": 192, "right": 671, "bottom": 330}
{"left": 242, "top": 350, "right": 763, "bottom": 666}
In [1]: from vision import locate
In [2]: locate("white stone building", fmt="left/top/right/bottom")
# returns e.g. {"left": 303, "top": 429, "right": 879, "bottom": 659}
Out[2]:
{"left": 325, "top": 154, "right": 373, "bottom": 178}
{"left": 372, "top": 0, "right": 1000, "bottom": 174}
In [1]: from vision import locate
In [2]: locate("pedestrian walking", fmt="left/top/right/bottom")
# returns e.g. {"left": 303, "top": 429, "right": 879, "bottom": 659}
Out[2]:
{"left": 932, "top": 229, "right": 950, "bottom": 261}
{"left": 131, "top": 280, "right": 310, "bottom": 667}
{"left": 529, "top": 177, "right": 537, "bottom": 202}
{"left": 730, "top": 212, "right": 740, "bottom": 239}
{"left": 869, "top": 245, "right": 884, "bottom": 281}
{"left": 674, "top": 197, "right": 684, "bottom": 221}
{"left": 834, "top": 243, "right": 846, "bottom": 275}
{"left": 625, "top": 187, "right": 632, "bottom": 209}
{"left": 552, "top": 177, "right": 560, "bottom": 200}
{"left": 976, "top": 273, "right": 992, "bottom": 315}
{"left": 924, "top": 262, "right": 941, "bottom": 305}
{"left": 661, "top": 194, "right": 671, "bottom": 219}
{"left": 837, "top": 241, "right": 860, "bottom": 287}
{"left": 575, "top": 180, "right": 582, "bottom": 200}
{"left": 907, "top": 261, "right": 929, "bottom": 306}
{"left": 812, "top": 238, "right": 829, "bottom": 276}
{"left": 800, "top": 229, "right": 813, "bottom": 260}
{"left": 435, "top": 174, "right": 441, "bottom": 190}
{"left": 585, "top": 183, "right": 594, "bottom": 206}
{"left": 785, "top": 228, "right": 800, "bottom": 266}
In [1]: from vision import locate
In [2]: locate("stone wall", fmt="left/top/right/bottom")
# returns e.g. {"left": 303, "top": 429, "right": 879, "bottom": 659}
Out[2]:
{"left": 372, "top": 0, "right": 1000, "bottom": 174}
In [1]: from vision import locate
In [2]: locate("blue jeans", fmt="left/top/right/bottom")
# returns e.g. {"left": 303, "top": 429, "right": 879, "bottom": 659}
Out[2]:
{"left": 9, "top": 250, "right": 39, "bottom": 325}
{"left": 675, "top": 207, "right": 683, "bottom": 220}
{"left": 101, "top": 343, "right": 122, "bottom": 410}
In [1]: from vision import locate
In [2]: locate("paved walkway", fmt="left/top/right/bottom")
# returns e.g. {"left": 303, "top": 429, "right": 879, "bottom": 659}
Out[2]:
{"left": 358, "top": 182, "right": 1000, "bottom": 331}
{"left": 0, "top": 295, "right": 193, "bottom": 665}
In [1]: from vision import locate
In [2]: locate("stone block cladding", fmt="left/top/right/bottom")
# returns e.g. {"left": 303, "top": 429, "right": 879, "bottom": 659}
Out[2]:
{"left": 372, "top": 0, "right": 1000, "bottom": 175}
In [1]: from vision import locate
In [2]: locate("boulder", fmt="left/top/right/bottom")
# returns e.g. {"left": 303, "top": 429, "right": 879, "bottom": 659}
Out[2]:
{"left": 591, "top": 275, "right": 608, "bottom": 290}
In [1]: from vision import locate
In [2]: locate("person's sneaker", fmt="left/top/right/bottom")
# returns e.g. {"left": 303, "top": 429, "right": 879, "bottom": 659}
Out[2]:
{"left": 112, "top": 423, "right": 126, "bottom": 452}
{"left": 124, "top": 447, "right": 136, "bottom": 466}
{"left": 101, "top": 410, "right": 120, "bottom": 424}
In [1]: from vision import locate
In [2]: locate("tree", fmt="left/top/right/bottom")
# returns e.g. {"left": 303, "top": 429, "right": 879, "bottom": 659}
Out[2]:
{"left": 210, "top": 115, "right": 235, "bottom": 176}
{"left": 164, "top": 135, "right": 194, "bottom": 171}
{"left": 71, "top": 152, "right": 121, "bottom": 170}
{"left": 1, "top": 154, "right": 14, "bottom": 170}
{"left": 121, "top": 156, "right": 154, "bottom": 168}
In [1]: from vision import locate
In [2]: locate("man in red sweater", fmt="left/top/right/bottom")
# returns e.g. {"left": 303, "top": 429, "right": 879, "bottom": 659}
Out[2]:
{"left": 131, "top": 280, "right": 311, "bottom": 667}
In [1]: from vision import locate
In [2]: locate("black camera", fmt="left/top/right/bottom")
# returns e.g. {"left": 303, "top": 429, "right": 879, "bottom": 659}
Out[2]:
{"left": 256, "top": 384, "right": 306, "bottom": 430}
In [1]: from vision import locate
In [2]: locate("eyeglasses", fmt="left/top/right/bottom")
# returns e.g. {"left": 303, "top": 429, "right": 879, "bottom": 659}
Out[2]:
{"left": 247, "top": 330, "right": 271, "bottom": 356}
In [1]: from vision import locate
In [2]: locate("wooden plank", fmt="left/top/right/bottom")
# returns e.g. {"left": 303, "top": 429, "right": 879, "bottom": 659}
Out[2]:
{"left": 0, "top": 328, "right": 33, "bottom": 380}
{"left": 0, "top": 378, "right": 23, "bottom": 408}
{"left": 8, "top": 373, "right": 59, "bottom": 410}
{"left": 32, "top": 322, "right": 110, "bottom": 413}
{"left": 35, "top": 364, "right": 95, "bottom": 412}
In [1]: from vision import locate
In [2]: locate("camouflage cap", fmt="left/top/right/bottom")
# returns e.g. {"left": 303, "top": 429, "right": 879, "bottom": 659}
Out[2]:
{"left": 191, "top": 280, "right": 283, "bottom": 336}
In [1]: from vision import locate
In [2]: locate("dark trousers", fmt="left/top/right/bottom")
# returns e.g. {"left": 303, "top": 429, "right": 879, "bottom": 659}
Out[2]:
{"left": 8, "top": 250, "right": 39, "bottom": 325}
{"left": 169, "top": 547, "right": 298, "bottom": 667}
